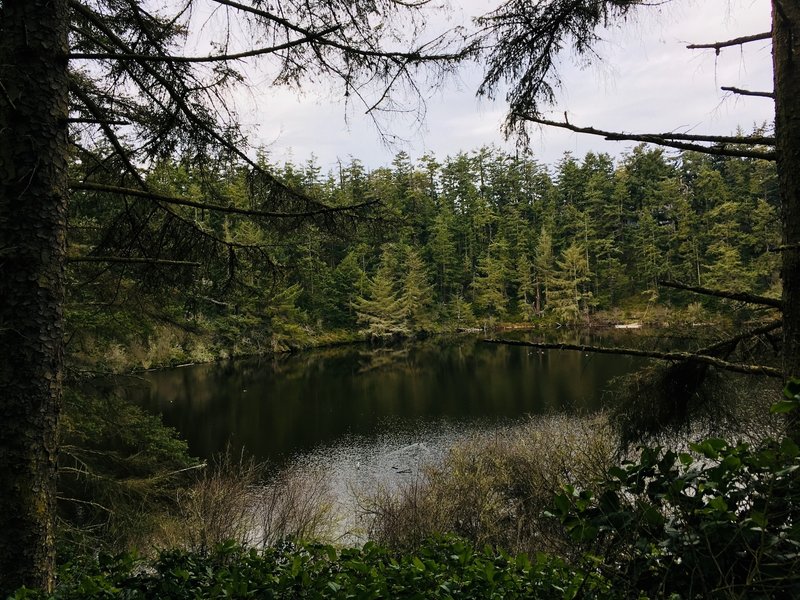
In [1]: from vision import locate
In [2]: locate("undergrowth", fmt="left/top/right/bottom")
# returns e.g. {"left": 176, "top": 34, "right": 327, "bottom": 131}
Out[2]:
{"left": 41, "top": 380, "right": 800, "bottom": 599}
{"left": 359, "top": 414, "right": 616, "bottom": 557}
{"left": 13, "top": 537, "right": 610, "bottom": 600}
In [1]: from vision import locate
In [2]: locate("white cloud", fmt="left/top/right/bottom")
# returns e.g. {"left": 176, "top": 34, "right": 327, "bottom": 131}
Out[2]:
{"left": 237, "top": 0, "right": 774, "bottom": 172}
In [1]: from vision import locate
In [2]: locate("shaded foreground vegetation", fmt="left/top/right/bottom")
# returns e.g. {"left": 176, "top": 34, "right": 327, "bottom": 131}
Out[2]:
{"left": 17, "top": 381, "right": 800, "bottom": 599}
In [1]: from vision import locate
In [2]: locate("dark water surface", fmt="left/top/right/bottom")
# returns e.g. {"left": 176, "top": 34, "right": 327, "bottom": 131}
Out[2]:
{"left": 130, "top": 332, "right": 652, "bottom": 465}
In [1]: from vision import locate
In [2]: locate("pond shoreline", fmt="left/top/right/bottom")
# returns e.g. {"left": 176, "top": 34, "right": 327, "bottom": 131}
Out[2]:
{"left": 76, "top": 309, "right": 732, "bottom": 377}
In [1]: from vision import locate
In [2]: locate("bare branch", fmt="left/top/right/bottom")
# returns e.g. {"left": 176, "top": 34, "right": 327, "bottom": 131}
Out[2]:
{"left": 687, "top": 31, "right": 772, "bottom": 53}
{"left": 66, "top": 117, "right": 130, "bottom": 125}
{"left": 68, "top": 0, "right": 315, "bottom": 207}
{"left": 55, "top": 496, "right": 114, "bottom": 514}
{"left": 482, "top": 339, "right": 782, "bottom": 378}
{"left": 768, "top": 242, "right": 800, "bottom": 253}
{"left": 69, "top": 181, "right": 380, "bottom": 218}
{"left": 721, "top": 86, "right": 775, "bottom": 99}
{"left": 659, "top": 280, "right": 783, "bottom": 309}
{"left": 518, "top": 116, "right": 776, "bottom": 160}
{"left": 697, "top": 320, "right": 783, "bottom": 356}
{"left": 67, "top": 256, "right": 202, "bottom": 267}
{"left": 67, "top": 27, "right": 340, "bottom": 63}
{"left": 212, "top": 0, "right": 466, "bottom": 61}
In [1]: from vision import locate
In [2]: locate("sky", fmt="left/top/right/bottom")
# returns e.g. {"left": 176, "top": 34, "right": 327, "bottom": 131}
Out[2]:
{"left": 226, "top": 0, "right": 775, "bottom": 173}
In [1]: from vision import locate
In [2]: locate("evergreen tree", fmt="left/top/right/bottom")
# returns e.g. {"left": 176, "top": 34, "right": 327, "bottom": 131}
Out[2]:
{"left": 400, "top": 247, "right": 437, "bottom": 334}
{"left": 427, "top": 208, "right": 459, "bottom": 301}
{"left": 472, "top": 238, "right": 510, "bottom": 321}
{"left": 514, "top": 251, "right": 537, "bottom": 320}
{"left": 354, "top": 251, "right": 408, "bottom": 340}
{"left": 548, "top": 243, "right": 593, "bottom": 323}
{"left": 329, "top": 249, "right": 369, "bottom": 328}
{"left": 667, "top": 189, "right": 703, "bottom": 286}
{"left": 448, "top": 293, "right": 476, "bottom": 329}
{"left": 533, "top": 227, "right": 555, "bottom": 313}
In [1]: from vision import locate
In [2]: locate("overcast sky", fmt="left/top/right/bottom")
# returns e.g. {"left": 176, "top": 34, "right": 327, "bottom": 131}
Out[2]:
{"left": 230, "top": 0, "right": 774, "bottom": 173}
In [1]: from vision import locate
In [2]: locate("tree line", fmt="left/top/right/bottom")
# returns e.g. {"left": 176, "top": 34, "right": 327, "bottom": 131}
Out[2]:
{"left": 66, "top": 140, "right": 780, "bottom": 351}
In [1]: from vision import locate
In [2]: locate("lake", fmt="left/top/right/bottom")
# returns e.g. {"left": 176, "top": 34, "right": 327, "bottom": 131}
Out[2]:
{"left": 130, "top": 332, "right": 652, "bottom": 469}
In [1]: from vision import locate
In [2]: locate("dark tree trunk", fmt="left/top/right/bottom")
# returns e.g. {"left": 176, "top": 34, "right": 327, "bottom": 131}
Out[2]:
{"left": 773, "top": 2, "right": 800, "bottom": 381}
{"left": 0, "top": 0, "right": 70, "bottom": 594}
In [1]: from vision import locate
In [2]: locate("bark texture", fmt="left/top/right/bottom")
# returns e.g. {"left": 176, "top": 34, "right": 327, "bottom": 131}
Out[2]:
{"left": 0, "top": 0, "right": 70, "bottom": 594}
{"left": 773, "top": 1, "right": 800, "bottom": 380}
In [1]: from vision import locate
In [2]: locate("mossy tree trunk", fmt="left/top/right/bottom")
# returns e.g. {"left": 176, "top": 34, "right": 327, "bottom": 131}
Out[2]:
{"left": 0, "top": 0, "right": 70, "bottom": 594}
{"left": 773, "top": 3, "right": 800, "bottom": 382}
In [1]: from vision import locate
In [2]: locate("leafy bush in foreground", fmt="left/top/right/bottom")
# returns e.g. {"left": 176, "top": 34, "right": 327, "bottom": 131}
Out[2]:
{"left": 551, "top": 380, "right": 800, "bottom": 598}
{"left": 12, "top": 537, "right": 610, "bottom": 599}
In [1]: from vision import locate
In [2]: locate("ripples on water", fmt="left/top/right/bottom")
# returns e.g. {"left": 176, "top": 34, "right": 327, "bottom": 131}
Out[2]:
{"left": 284, "top": 417, "right": 512, "bottom": 542}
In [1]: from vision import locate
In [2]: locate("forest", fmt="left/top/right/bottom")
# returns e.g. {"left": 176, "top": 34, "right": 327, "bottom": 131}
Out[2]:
{"left": 3, "top": 0, "right": 800, "bottom": 597}
{"left": 67, "top": 141, "right": 781, "bottom": 370}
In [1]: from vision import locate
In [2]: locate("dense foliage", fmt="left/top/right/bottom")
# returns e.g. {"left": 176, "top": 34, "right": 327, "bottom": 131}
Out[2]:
{"left": 550, "top": 380, "right": 800, "bottom": 598}
{"left": 68, "top": 141, "right": 780, "bottom": 367}
{"left": 56, "top": 389, "right": 198, "bottom": 558}
{"left": 13, "top": 537, "right": 609, "bottom": 599}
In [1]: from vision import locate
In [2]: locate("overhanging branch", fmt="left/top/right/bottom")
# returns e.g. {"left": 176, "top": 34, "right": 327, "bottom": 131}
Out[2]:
{"left": 69, "top": 181, "right": 379, "bottom": 218}
{"left": 519, "top": 117, "right": 776, "bottom": 160}
{"left": 69, "top": 0, "right": 319, "bottom": 208}
{"left": 67, "top": 256, "right": 202, "bottom": 266}
{"left": 697, "top": 320, "right": 783, "bottom": 356}
{"left": 687, "top": 31, "right": 772, "bottom": 53}
{"left": 721, "top": 86, "right": 775, "bottom": 99}
{"left": 659, "top": 280, "right": 783, "bottom": 309}
{"left": 67, "top": 27, "right": 339, "bottom": 63}
{"left": 66, "top": 117, "right": 130, "bottom": 125}
{"left": 482, "top": 339, "right": 782, "bottom": 378}
{"left": 769, "top": 242, "right": 800, "bottom": 253}
{"left": 211, "top": 0, "right": 465, "bottom": 62}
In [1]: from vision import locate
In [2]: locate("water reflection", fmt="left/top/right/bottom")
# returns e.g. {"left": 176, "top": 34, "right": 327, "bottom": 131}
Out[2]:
{"left": 129, "top": 332, "right": 649, "bottom": 465}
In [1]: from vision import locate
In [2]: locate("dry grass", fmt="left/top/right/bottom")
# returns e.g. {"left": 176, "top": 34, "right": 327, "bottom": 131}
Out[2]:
{"left": 358, "top": 414, "right": 617, "bottom": 556}
{"left": 156, "top": 450, "right": 335, "bottom": 553}
{"left": 255, "top": 466, "right": 337, "bottom": 548}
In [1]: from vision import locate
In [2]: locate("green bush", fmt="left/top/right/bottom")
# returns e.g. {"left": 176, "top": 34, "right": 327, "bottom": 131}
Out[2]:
{"left": 550, "top": 380, "right": 800, "bottom": 598}
{"left": 58, "top": 389, "right": 199, "bottom": 558}
{"left": 13, "top": 537, "right": 611, "bottom": 599}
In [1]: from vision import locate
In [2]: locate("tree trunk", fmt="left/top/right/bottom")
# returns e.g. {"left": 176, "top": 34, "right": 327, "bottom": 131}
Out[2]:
{"left": 0, "top": 0, "right": 70, "bottom": 594}
{"left": 773, "top": 3, "right": 800, "bottom": 380}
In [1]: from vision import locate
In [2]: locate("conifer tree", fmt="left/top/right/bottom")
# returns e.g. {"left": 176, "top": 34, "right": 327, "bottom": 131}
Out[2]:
{"left": 427, "top": 208, "right": 458, "bottom": 301}
{"left": 400, "top": 246, "right": 437, "bottom": 334}
{"left": 533, "top": 227, "right": 555, "bottom": 313}
{"left": 472, "top": 238, "right": 510, "bottom": 321}
{"left": 514, "top": 251, "right": 537, "bottom": 320}
{"left": 330, "top": 249, "right": 369, "bottom": 328}
{"left": 548, "top": 243, "right": 592, "bottom": 323}
{"left": 354, "top": 251, "right": 408, "bottom": 340}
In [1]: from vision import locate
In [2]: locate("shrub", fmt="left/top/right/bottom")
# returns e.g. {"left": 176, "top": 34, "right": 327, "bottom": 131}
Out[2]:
{"left": 14, "top": 537, "right": 612, "bottom": 599}
{"left": 361, "top": 414, "right": 617, "bottom": 556}
{"left": 550, "top": 380, "right": 800, "bottom": 598}
{"left": 57, "top": 389, "right": 198, "bottom": 558}
{"left": 159, "top": 450, "right": 335, "bottom": 553}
